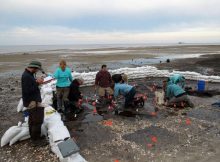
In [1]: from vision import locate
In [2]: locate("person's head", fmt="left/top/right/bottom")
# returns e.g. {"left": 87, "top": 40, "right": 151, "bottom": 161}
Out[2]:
{"left": 59, "top": 60, "right": 67, "bottom": 71}
{"left": 27, "top": 61, "right": 43, "bottom": 73}
{"left": 101, "top": 64, "right": 107, "bottom": 71}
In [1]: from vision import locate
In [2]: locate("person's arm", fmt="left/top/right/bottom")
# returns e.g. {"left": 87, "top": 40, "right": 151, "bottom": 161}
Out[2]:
{"left": 22, "top": 75, "right": 38, "bottom": 94}
{"left": 53, "top": 68, "right": 59, "bottom": 79}
{"left": 94, "top": 72, "right": 100, "bottom": 91}
{"left": 166, "top": 86, "right": 171, "bottom": 100}
{"left": 95, "top": 72, "right": 100, "bottom": 86}
{"left": 108, "top": 72, "right": 112, "bottom": 84}
{"left": 114, "top": 84, "right": 119, "bottom": 98}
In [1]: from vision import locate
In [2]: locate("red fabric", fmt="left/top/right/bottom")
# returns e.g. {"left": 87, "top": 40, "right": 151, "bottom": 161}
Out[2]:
{"left": 95, "top": 70, "right": 112, "bottom": 88}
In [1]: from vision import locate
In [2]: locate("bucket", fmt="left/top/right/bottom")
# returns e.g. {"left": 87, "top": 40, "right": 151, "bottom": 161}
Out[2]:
{"left": 197, "top": 80, "right": 205, "bottom": 92}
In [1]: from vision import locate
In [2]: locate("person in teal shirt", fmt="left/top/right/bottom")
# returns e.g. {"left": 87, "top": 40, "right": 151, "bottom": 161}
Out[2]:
{"left": 168, "top": 74, "right": 185, "bottom": 88}
{"left": 54, "top": 60, "right": 73, "bottom": 113}
{"left": 164, "top": 81, "right": 193, "bottom": 107}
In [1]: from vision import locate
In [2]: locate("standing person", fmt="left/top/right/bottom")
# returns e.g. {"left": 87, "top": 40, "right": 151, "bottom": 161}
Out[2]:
{"left": 95, "top": 65, "right": 113, "bottom": 98}
{"left": 21, "top": 61, "right": 47, "bottom": 147}
{"left": 54, "top": 60, "right": 73, "bottom": 113}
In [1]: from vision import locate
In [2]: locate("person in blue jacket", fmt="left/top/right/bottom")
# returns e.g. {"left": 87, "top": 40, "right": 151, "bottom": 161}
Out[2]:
{"left": 112, "top": 76, "right": 136, "bottom": 108}
{"left": 164, "top": 81, "right": 193, "bottom": 107}
{"left": 54, "top": 60, "right": 73, "bottom": 113}
{"left": 168, "top": 74, "right": 185, "bottom": 88}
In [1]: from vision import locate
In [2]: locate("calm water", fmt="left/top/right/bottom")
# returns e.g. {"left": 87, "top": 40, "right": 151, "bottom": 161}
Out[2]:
{"left": 1, "top": 43, "right": 217, "bottom": 54}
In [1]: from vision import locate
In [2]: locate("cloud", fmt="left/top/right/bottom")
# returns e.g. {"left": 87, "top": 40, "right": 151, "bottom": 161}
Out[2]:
{"left": 0, "top": 0, "right": 220, "bottom": 44}
{"left": 0, "top": 25, "right": 219, "bottom": 45}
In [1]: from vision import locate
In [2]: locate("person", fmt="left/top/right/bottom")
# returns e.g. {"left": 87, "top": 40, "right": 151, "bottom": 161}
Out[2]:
{"left": 68, "top": 78, "right": 84, "bottom": 103}
{"left": 112, "top": 73, "right": 128, "bottom": 84}
{"left": 113, "top": 78, "right": 136, "bottom": 108}
{"left": 21, "top": 61, "right": 47, "bottom": 147}
{"left": 168, "top": 74, "right": 185, "bottom": 88}
{"left": 121, "top": 73, "right": 128, "bottom": 84}
{"left": 54, "top": 60, "right": 73, "bottom": 113}
{"left": 163, "top": 81, "right": 193, "bottom": 107}
{"left": 95, "top": 65, "right": 113, "bottom": 98}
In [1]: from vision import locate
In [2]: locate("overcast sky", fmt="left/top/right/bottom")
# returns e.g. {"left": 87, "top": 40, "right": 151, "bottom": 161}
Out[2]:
{"left": 0, "top": 0, "right": 220, "bottom": 45}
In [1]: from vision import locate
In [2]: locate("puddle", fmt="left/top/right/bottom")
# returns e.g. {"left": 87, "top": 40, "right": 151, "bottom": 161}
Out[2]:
{"left": 113, "top": 54, "right": 204, "bottom": 65}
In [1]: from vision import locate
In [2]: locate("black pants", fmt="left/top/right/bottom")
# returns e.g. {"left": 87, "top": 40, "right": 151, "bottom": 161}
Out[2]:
{"left": 28, "top": 107, "right": 44, "bottom": 141}
{"left": 125, "top": 87, "right": 136, "bottom": 107}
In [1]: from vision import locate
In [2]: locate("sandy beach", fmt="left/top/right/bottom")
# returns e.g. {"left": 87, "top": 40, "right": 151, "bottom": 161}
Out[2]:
{"left": 0, "top": 44, "right": 220, "bottom": 162}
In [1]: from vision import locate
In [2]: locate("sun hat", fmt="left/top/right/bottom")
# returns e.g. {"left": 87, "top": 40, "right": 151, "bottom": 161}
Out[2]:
{"left": 27, "top": 61, "right": 43, "bottom": 70}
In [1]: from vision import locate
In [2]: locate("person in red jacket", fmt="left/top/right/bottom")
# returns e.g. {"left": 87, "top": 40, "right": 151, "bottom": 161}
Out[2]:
{"left": 95, "top": 65, "right": 113, "bottom": 98}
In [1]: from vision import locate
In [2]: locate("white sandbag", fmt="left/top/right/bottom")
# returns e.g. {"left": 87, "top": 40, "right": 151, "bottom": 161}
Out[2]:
{"left": 9, "top": 127, "right": 29, "bottom": 146}
{"left": 155, "top": 90, "right": 165, "bottom": 105}
{"left": 42, "top": 94, "right": 53, "bottom": 105}
{"left": 19, "top": 135, "right": 30, "bottom": 141}
{"left": 44, "top": 106, "right": 57, "bottom": 119}
{"left": 17, "top": 99, "right": 23, "bottom": 112}
{"left": 49, "top": 137, "right": 87, "bottom": 162}
{"left": 47, "top": 119, "right": 64, "bottom": 130}
{"left": 41, "top": 123, "right": 48, "bottom": 137}
{"left": 49, "top": 138, "right": 64, "bottom": 160}
{"left": 48, "top": 126, "right": 70, "bottom": 142}
{"left": 1, "top": 126, "right": 22, "bottom": 147}
{"left": 62, "top": 153, "right": 87, "bottom": 162}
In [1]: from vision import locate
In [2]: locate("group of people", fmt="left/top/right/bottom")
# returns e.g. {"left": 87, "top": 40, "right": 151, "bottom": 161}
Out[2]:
{"left": 21, "top": 60, "right": 193, "bottom": 146}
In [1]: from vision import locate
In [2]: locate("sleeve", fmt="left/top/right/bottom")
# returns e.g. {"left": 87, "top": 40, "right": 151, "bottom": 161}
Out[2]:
{"left": 95, "top": 72, "right": 100, "bottom": 85}
{"left": 114, "top": 85, "right": 119, "bottom": 98}
{"left": 22, "top": 75, "right": 37, "bottom": 94}
{"left": 166, "top": 86, "right": 171, "bottom": 100}
{"left": 108, "top": 72, "right": 112, "bottom": 84}
{"left": 53, "top": 68, "right": 59, "bottom": 79}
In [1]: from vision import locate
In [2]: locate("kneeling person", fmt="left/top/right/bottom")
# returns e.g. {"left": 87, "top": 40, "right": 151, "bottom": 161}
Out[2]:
{"left": 113, "top": 80, "right": 136, "bottom": 108}
{"left": 164, "top": 81, "right": 193, "bottom": 107}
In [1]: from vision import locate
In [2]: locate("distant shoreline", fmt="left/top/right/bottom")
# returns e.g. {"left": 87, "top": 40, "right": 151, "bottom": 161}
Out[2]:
{"left": 1, "top": 43, "right": 220, "bottom": 55}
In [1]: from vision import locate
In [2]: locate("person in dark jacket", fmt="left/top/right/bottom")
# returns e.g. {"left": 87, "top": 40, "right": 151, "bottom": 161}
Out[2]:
{"left": 95, "top": 65, "right": 113, "bottom": 97}
{"left": 21, "top": 61, "right": 47, "bottom": 147}
{"left": 68, "top": 78, "right": 84, "bottom": 102}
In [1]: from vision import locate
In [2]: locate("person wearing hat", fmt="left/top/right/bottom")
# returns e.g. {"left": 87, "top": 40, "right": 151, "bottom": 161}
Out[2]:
{"left": 21, "top": 60, "right": 47, "bottom": 147}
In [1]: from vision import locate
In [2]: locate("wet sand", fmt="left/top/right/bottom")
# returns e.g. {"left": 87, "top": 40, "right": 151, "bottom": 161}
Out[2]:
{"left": 0, "top": 45, "right": 220, "bottom": 162}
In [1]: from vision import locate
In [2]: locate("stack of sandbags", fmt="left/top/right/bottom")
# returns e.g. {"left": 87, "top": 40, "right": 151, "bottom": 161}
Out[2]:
{"left": 1, "top": 122, "right": 30, "bottom": 147}
{"left": 44, "top": 106, "right": 87, "bottom": 162}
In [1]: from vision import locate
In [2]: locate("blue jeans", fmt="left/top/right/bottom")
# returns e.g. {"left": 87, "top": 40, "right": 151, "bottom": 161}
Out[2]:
{"left": 125, "top": 87, "right": 136, "bottom": 108}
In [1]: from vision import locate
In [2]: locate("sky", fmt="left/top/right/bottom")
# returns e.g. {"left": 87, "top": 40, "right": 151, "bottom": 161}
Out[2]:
{"left": 0, "top": 0, "right": 220, "bottom": 45}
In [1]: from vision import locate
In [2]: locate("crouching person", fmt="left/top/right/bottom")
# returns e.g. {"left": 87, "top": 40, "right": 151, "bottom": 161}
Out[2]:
{"left": 164, "top": 81, "right": 193, "bottom": 108}
{"left": 21, "top": 61, "right": 47, "bottom": 147}
{"left": 68, "top": 78, "right": 84, "bottom": 109}
{"left": 113, "top": 77, "right": 136, "bottom": 108}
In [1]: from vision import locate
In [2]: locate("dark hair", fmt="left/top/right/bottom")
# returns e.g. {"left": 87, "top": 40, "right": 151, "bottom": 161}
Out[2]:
{"left": 101, "top": 64, "right": 107, "bottom": 69}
